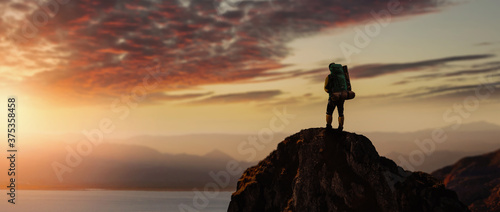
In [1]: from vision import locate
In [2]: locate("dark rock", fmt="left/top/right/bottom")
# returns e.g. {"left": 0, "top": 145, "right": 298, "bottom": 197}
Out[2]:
{"left": 228, "top": 128, "right": 469, "bottom": 212}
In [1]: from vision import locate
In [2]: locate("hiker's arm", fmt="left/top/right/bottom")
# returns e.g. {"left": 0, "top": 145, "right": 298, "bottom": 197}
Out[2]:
{"left": 324, "top": 76, "right": 329, "bottom": 93}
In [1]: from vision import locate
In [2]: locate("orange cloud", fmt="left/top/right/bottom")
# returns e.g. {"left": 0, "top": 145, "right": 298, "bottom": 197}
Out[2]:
{"left": 0, "top": 0, "right": 447, "bottom": 104}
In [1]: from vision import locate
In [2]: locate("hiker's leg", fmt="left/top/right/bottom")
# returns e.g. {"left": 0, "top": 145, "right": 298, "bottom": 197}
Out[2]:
{"left": 337, "top": 100, "right": 345, "bottom": 130}
{"left": 337, "top": 100, "right": 344, "bottom": 117}
{"left": 326, "top": 99, "right": 335, "bottom": 128}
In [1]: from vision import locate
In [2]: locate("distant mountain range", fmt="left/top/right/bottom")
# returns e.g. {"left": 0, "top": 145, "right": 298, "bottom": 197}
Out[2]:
{"left": 96, "top": 122, "right": 500, "bottom": 173}
{"left": 433, "top": 148, "right": 500, "bottom": 212}
{"left": 0, "top": 142, "right": 253, "bottom": 190}
{"left": 2, "top": 121, "right": 498, "bottom": 192}
{"left": 117, "top": 132, "right": 289, "bottom": 162}
{"left": 365, "top": 121, "right": 500, "bottom": 172}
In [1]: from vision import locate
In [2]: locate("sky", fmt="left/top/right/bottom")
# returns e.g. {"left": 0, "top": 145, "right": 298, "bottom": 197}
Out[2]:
{"left": 0, "top": 0, "right": 499, "bottom": 142}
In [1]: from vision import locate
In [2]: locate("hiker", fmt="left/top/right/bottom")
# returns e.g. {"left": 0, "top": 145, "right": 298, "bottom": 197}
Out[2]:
{"left": 324, "top": 63, "right": 355, "bottom": 130}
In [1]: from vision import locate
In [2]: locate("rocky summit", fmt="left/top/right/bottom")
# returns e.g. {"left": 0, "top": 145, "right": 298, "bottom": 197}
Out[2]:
{"left": 228, "top": 128, "right": 469, "bottom": 212}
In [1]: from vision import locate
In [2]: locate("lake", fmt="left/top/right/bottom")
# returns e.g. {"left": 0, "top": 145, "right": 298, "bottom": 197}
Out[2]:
{"left": 0, "top": 190, "right": 231, "bottom": 212}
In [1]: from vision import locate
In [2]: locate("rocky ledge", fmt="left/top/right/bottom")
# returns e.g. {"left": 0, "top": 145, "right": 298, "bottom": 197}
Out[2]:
{"left": 228, "top": 128, "right": 469, "bottom": 212}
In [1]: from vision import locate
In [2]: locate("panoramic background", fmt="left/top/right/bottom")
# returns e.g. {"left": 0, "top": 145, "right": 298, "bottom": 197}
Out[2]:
{"left": 0, "top": 0, "right": 499, "bottom": 191}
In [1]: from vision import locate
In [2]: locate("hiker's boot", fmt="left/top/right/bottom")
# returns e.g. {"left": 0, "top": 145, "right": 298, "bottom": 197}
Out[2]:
{"left": 326, "top": 114, "right": 333, "bottom": 129}
{"left": 338, "top": 116, "right": 344, "bottom": 131}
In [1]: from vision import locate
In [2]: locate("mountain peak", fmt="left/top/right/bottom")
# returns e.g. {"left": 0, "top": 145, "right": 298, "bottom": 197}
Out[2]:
{"left": 203, "top": 149, "right": 233, "bottom": 160}
{"left": 228, "top": 128, "right": 469, "bottom": 212}
{"left": 448, "top": 121, "right": 500, "bottom": 132}
{"left": 432, "top": 148, "right": 500, "bottom": 212}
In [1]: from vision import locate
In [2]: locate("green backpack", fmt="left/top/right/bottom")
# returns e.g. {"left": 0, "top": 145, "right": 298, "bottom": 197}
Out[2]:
{"left": 328, "top": 63, "right": 347, "bottom": 93}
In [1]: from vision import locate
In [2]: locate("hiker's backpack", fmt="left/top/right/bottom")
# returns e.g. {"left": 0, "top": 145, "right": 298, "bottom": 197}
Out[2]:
{"left": 328, "top": 64, "right": 355, "bottom": 101}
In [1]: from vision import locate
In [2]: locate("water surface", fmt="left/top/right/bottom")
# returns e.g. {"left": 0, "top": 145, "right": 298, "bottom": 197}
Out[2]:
{"left": 0, "top": 190, "right": 231, "bottom": 212}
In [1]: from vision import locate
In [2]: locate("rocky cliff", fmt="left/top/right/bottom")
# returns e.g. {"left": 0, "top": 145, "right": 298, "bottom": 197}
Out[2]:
{"left": 228, "top": 128, "right": 469, "bottom": 212}
{"left": 432, "top": 149, "right": 500, "bottom": 212}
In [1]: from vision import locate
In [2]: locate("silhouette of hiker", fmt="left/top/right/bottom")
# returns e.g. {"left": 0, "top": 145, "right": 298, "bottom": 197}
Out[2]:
{"left": 324, "top": 63, "right": 350, "bottom": 130}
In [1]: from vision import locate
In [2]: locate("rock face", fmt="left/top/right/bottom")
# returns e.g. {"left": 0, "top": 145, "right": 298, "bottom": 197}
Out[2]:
{"left": 432, "top": 149, "right": 500, "bottom": 212}
{"left": 228, "top": 128, "right": 469, "bottom": 212}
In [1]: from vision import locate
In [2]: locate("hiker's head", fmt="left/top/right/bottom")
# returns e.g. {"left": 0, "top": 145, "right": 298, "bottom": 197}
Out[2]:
{"left": 329, "top": 63, "right": 344, "bottom": 74}
{"left": 329, "top": 63, "right": 336, "bottom": 71}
